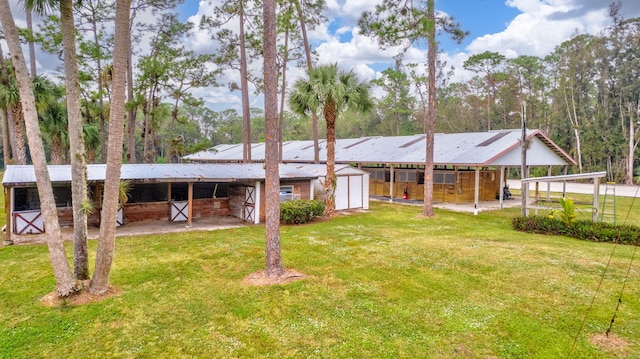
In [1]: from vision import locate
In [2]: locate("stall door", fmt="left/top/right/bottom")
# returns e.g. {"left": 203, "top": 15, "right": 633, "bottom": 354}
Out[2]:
{"left": 244, "top": 186, "right": 256, "bottom": 222}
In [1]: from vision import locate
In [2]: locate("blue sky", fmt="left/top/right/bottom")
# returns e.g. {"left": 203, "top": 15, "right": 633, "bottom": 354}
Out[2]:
{"left": 177, "top": 0, "right": 640, "bottom": 109}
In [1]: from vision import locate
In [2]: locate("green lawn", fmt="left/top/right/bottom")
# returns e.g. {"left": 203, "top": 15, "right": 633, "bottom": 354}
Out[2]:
{"left": 1, "top": 200, "right": 639, "bottom": 358}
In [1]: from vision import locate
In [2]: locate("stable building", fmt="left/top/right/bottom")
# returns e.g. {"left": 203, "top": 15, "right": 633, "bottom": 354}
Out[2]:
{"left": 185, "top": 129, "right": 576, "bottom": 209}
{"left": 2, "top": 163, "right": 325, "bottom": 241}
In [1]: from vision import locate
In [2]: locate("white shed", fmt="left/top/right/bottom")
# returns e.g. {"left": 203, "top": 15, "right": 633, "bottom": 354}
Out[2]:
{"left": 292, "top": 164, "right": 370, "bottom": 211}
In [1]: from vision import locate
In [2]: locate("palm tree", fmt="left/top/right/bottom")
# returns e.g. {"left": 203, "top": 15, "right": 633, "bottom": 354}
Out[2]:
{"left": 39, "top": 100, "right": 68, "bottom": 165}
{"left": 289, "top": 63, "right": 373, "bottom": 217}
{"left": 25, "top": 0, "right": 92, "bottom": 280}
{"left": 0, "top": 0, "right": 78, "bottom": 296}
{"left": 0, "top": 61, "right": 28, "bottom": 164}
{"left": 90, "top": 0, "right": 131, "bottom": 295}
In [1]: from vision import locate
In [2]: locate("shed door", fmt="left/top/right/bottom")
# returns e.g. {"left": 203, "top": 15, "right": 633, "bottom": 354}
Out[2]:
{"left": 244, "top": 186, "right": 256, "bottom": 222}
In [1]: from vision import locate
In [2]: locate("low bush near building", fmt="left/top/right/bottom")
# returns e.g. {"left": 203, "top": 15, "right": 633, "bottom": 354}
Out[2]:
{"left": 512, "top": 216, "right": 640, "bottom": 245}
{"left": 280, "top": 200, "right": 325, "bottom": 224}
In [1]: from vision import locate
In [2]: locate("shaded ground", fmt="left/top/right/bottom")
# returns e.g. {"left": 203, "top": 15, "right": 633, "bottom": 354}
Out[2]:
{"left": 8, "top": 215, "right": 247, "bottom": 246}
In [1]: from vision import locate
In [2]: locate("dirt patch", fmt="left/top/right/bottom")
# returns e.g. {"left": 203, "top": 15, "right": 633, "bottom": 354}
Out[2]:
{"left": 243, "top": 268, "right": 306, "bottom": 286}
{"left": 40, "top": 281, "right": 121, "bottom": 307}
{"left": 589, "top": 332, "right": 630, "bottom": 355}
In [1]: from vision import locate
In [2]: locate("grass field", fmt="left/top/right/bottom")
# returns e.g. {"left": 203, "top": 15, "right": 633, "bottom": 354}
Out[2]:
{"left": 1, "top": 196, "right": 639, "bottom": 358}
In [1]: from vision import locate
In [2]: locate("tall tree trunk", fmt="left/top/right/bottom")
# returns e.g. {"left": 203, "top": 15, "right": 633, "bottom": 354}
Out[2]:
{"left": 0, "top": 0, "right": 77, "bottom": 296}
{"left": 0, "top": 108, "right": 9, "bottom": 164}
{"left": 26, "top": 10, "right": 36, "bottom": 78}
{"left": 263, "top": 0, "right": 284, "bottom": 278}
{"left": 278, "top": 24, "right": 290, "bottom": 161}
{"left": 0, "top": 47, "right": 12, "bottom": 164}
{"left": 90, "top": 0, "right": 131, "bottom": 295}
{"left": 324, "top": 101, "right": 337, "bottom": 217}
{"left": 422, "top": 0, "right": 435, "bottom": 217}
{"left": 564, "top": 83, "right": 583, "bottom": 173}
{"left": 10, "top": 103, "right": 27, "bottom": 164}
{"left": 126, "top": 36, "right": 137, "bottom": 163}
{"left": 240, "top": 0, "right": 251, "bottom": 163}
{"left": 294, "top": 0, "right": 319, "bottom": 163}
{"left": 61, "top": 0, "right": 90, "bottom": 280}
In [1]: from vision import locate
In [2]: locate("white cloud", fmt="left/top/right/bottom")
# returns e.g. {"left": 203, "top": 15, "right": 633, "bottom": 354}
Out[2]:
{"left": 469, "top": 0, "right": 616, "bottom": 58}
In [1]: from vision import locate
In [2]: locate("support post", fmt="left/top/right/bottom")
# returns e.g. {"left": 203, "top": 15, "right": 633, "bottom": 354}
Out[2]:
{"left": 499, "top": 166, "right": 505, "bottom": 209}
{"left": 187, "top": 182, "right": 193, "bottom": 227}
{"left": 474, "top": 167, "right": 480, "bottom": 213}
{"left": 593, "top": 177, "right": 600, "bottom": 222}
{"left": 546, "top": 166, "right": 552, "bottom": 200}
{"left": 389, "top": 164, "right": 395, "bottom": 203}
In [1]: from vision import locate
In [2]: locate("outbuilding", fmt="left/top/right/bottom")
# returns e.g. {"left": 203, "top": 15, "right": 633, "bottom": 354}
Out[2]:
{"left": 184, "top": 129, "right": 576, "bottom": 210}
{"left": 2, "top": 163, "right": 319, "bottom": 241}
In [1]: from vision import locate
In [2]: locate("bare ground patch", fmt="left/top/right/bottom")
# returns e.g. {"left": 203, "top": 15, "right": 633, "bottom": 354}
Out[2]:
{"left": 243, "top": 269, "right": 306, "bottom": 286}
{"left": 40, "top": 281, "right": 121, "bottom": 307}
{"left": 589, "top": 332, "right": 630, "bottom": 355}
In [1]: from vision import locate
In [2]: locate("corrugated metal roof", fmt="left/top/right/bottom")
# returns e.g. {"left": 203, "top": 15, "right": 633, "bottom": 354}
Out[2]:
{"left": 291, "top": 164, "right": 367, "bottom": 177}
{"left": 184, "top": 129, "right": 576, "bottom": 167}
{"left": 2, "top": 163, "right": 319, "bottom": 186}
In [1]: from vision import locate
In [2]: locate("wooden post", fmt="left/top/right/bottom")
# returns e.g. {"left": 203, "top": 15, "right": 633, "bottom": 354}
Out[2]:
{"left": 474, "top": 167, "right": 480, "bottom": 213}
{"left": 4, "top": 187, "right": 12, "bottom": 243}
{"left": 546, "top": 166, "right": 552, "bottom": 200}
{"left": 593, "top": 177, "right": 600, "bottom": 222}
{"left": 187, "top": 182, "right": 193, "bottom": 227}
{"left": 499, "top": 166, "right": 505, "bottom": 209}
{"left": 389, "top": 164, "right": 394, "bottom": 203}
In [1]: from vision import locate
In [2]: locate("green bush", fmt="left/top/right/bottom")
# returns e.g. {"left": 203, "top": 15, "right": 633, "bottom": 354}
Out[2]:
{"left": 512, "top": 216, "right": 640, "bottom": 246}
{"left": 280, "top": 200, "right": 326, "bottom": 224}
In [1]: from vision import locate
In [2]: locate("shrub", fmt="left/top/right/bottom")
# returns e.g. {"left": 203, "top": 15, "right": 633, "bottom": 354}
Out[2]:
{"left": 512, "top": 215, "right": 568, "bottom": 235}
{"left": 280, "top": 200, "right": 325, "bottom": 224}
{"left": 513, "top": 215, "right": 640, "bottom": 246}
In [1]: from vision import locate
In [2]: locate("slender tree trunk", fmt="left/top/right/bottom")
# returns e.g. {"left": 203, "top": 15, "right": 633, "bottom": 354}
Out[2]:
{"left": 294, "top": 0, "right": 320, "bottom": 164}
{"left": 240, "top": 0, "right": 251, "bottom": 163}
{"left": 263, "top": 0, "right": 283, "bottom": 278}
{"left": 564, "top": 83, "right": 583, "bottom": 173}
{"left": 0, "top": 0, "right": 77, "bottom": 296}
{"left": 26, "top": 10, "right": 36, "bottom": 78}
{"left": 278, "top": 25, "right": 289, "bottom": 161}
{"left": 126, "top": 38, "right": 137, "bottom": 163}
{"left": 90, "top": 0, "right": 131, "bottom": 295}
{"left": 61, "top": 0, "right": 90, "bottom": 280}
{"left": 0, "top": 108, "right": 9, "bottom": 164}
{"left": 0, "top": 47, "right": 12, "bottom": 164}
{"left": 324, "top": 102, "right": 337, "bottom": 217}
{"left": 422, "top": 0, "right": 435, "bottom": 217}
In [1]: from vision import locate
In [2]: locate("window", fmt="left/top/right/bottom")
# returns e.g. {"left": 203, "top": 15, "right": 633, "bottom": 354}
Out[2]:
{"left": 279, "top": 185, "right": 294, "bottom": 202}
{"left": 397, "top": 171, "right": 407, "bottom": 182}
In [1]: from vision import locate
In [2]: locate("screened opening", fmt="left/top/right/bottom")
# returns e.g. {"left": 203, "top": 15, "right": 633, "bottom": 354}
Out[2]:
{"left": 13, "top": 186, "right": 73, "bottom": 210}
{"left": 129, "top": 183, "right": 168, "bottom": 203}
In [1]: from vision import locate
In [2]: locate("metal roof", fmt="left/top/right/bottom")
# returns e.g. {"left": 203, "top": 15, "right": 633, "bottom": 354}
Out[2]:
{"left": 2, "top": 163, "right": 319, "bottom": 187}
{"left": 184, "top": 129, "right": 576, "bottom": 167}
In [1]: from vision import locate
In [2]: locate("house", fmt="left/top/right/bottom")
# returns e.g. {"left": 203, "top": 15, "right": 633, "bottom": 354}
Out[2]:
{"left": 184, "top": 129, "right": 576, "bottom": 209}
{"left": 2, "top": 163, "right": 322, "bottom": 240}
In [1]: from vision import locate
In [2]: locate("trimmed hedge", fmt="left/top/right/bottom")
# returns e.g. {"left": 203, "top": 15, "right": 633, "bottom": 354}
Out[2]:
{"left": 512, "top": 216, "right": 640, "bottom": 246}
{"left": 280, "top": 200, "right": 325, "bottom": 224}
